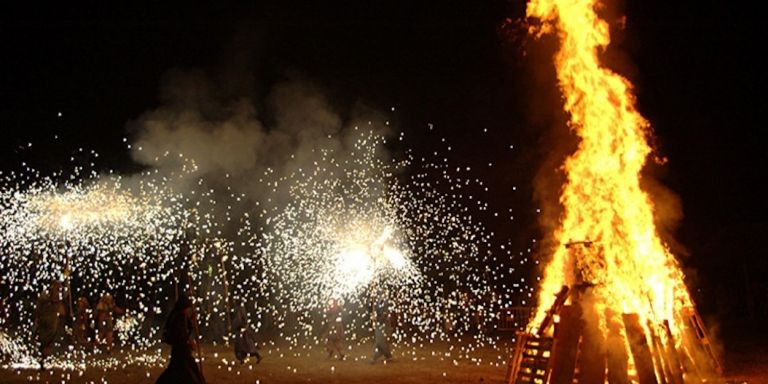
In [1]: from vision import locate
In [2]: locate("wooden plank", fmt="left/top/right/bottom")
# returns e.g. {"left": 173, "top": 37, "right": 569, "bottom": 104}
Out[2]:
{"left": 520, "top": 357, "right": 548, "bottom": 365}
{"left": 647, "top": 324, "right": 669, "bottom": 384}
{"left": 623, "top": 313, "right": 659, "bottom": 384}
{"left": 577, "top": 315, "right": 606, "bottom": 384}
{"left": 605, "top": 313, "right": 629, "bottom": 384}
{"left": 683, "top": 308, "right": 722, "bottom": 376}
{"left": 549, "top": 305, "right": 583, "bottom": 384}
{"left": 661, "top": 320, "right": 684, "bottom": 384}
{"left": 537, "top": 286, "right": 570, "bottom": 336}
{"left": 506, "top": 332, "right": 529, "bottom": 384}
{"left": 519, "top": 368, "right": 547, "bottom": 378}
{"left": 678, "top": 341, "right": 705, "bottom": 384}
{"left": 680, "top": 325, "right": 708, "bottom": 384}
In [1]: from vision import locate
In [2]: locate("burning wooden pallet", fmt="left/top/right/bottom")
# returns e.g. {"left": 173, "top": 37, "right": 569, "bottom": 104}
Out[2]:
{"left": 506, "top": 286, "right": 722, "bottom": 384}
{"left": 506, "top": 331, "right": 554, "bottom": 384}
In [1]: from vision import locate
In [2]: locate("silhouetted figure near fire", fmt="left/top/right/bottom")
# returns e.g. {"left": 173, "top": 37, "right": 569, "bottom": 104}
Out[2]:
{"left": 324, "top": 298, "right": 345, "bottom": 359}
{"left": 95, "top": 293, "right": 124, "bottom": 353}
{"left": 370, "top": 297, "right": 392, "bottom": 364}
{"left": 73, "top": 296, "right": 92, "bottom": 347}
{"left": 156, "top": 295, "right": 205, "bottom": 384}
{"left": 34, "top": 280, "right": 67, "bottom": 370}
{"left": 231, "top": 303, "right": 261, "bottom": 364}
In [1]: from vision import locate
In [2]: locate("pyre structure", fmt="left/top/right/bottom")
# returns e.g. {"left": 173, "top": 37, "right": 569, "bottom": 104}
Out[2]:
{"left": 507, "top": 0, "right": 724, "bottom": 382}
{"left": 506, "top": 244, "right": 721, "bottom": 384}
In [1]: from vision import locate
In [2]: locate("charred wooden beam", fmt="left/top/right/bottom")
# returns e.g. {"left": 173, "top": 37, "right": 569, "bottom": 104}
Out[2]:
{"left": 662, "top": 320, "right": 684, "bottom": 384}
{"left": 537, "top": 286, "right": 570, "bottom": 336}
{"left": 577, "top": 318, "right": 606, "bottom": 384}
{"left": 623, "top": 313, "right": 659, "bottom": 384}
{"left": 606, "top": 314, "right": 629, "bottom": 384}
{"left": 549, "top": 305, "right": 582, "bottom": 384}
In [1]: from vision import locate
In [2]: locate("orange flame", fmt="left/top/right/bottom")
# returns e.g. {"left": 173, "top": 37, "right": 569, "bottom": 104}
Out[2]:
{"left": 527, "top": 0, "right": 693, "bottom": 339}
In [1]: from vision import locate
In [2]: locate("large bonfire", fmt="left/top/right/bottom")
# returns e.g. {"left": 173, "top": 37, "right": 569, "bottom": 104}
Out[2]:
{"left": 513, "top": 0, "right": 721, "bottom": 383}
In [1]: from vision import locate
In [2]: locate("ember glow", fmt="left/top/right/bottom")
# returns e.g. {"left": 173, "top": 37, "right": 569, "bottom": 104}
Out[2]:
{"left": 524, "top": 0, "right": 718, "bottom": 381}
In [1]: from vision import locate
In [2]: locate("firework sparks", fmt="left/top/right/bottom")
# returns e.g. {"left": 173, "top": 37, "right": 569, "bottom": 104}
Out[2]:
{"left": 0, "top": 151, "right": 252, "bottom": 372}
{"left": 255, "top": 127, "right": 505, "bottom": 352}
{"left": 0, "top": 125, "right": 526, "bottom": 379}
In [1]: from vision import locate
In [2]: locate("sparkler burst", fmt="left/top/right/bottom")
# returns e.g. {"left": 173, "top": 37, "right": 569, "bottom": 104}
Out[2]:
{"left": 0, "top": 124, "right": 526, "bottom": 379}
{"left": 256, "top": 128, "right": 502, "bottom": 347}
{"left": 0, "top": 152, "right": 251, "bottom": 370}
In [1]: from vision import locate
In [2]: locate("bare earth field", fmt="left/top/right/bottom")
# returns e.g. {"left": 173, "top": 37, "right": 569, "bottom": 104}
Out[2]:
{"left": 0, "top": 340, "right": 510, "bottom": 384}
{"left": 1, "top": 339, "right": 765, "bottom": 383}
{"left": 722, "top": 342, "right": 768, "bottom": 384}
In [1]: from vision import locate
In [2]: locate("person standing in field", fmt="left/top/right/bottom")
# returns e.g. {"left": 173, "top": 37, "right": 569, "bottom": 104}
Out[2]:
{"left": 34, "top": 280, "right": 67, "bottom": 370}
{"left": 95, "top": 293, "right": 124, "bottom": 353}
{"left": 231, "top": 303, "right": 261, "bottom": 364}
{"left": 371, "top": 296, "right": 392, "bottom": 364}
{"left": 156, "top": 294, "right": 205, "bottom": 384}
{"left": 325, "top": 298, "right": 345, "bottom": 359}
{"left": 73, "top": 296, "right": 92, "bottom": 347}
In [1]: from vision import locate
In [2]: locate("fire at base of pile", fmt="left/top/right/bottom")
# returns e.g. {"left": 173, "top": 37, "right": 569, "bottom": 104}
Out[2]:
{"left": 506, "top": 246, "right": 721, "bottom": 384}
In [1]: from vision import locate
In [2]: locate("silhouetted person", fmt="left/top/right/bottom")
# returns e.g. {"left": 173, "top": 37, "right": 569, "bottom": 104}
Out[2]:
{"left": 73, "top": 297, "right": 92, "bottom": 347}
{"left": 371, "top": 297, "right": 392, "bottom": 364}
{"left": 324, "top": 298, "right": 345, "bottom": 359}
{"left": 156, "top": 295, "right": 205, "bottom": 384}
{"left": 95, "top": 293, "right": 124, "bottom": 353}
{"left": 34, "top": 281, "right": 67, "bottom": 370}
{"left": 231, "top": 304, "right": 261, "bottom": 364}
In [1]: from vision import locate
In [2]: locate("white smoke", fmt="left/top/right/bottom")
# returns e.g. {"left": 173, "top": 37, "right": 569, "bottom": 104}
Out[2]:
{"left": 128, "top": 70, "right": 390, "bottom": 211}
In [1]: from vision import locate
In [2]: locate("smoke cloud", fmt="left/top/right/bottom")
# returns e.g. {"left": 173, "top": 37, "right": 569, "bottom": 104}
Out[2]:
{"left": 128, "top": 69, "right": 389, "bottom": 214}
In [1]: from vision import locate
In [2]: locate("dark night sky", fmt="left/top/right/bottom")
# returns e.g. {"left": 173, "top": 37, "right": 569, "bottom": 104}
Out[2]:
{"left": 1, "top": 2, "right": 766, "bottom": 318}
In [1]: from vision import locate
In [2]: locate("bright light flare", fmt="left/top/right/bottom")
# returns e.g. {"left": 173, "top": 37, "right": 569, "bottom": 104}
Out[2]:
{"left": 331, "top": 226, "right": 412, "bottom": 296}
{"left": 28, "top": 185, "right": 140, "bottom": 233}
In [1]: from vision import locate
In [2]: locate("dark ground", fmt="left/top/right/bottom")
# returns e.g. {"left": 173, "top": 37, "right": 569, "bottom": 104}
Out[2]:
{"left": 1, "top": 332, "right": 766, "bottom": 383}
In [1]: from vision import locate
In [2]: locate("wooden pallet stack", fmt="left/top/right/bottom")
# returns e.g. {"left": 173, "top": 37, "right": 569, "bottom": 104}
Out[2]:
{"left": 506, "top": 331, "right": 554, "bottom": 384}
{"left": 505, "top": 286, "right": 722, "bottom": 384}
